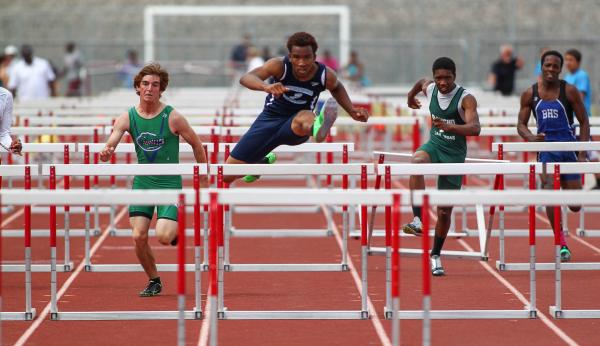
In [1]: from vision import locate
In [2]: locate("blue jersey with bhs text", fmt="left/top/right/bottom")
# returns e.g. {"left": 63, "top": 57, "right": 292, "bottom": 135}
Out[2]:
{"left": 263, "top": 56, "right": 327, "bottom": 116}
{"left": 531, "top": 80, "right": 576, "bottom": 142}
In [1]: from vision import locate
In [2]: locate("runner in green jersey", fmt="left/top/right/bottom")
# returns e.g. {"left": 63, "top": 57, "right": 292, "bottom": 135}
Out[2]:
{"left": 404, "top": 57, "right": 481, "bottom": 276}
{"left": 100, "top": 63, "right": 208, "bottom": 296}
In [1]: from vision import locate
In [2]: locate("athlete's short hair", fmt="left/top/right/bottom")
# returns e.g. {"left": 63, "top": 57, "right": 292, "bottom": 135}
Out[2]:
{"left": 565, "top": 49, "right": 582, "bottom": 63}
{"left": 287, "top": 32, "right": 318, "bottom": 55}
{"left": 134, "top": 63, "right": 169, "bottom": 95}
{"left": 541, "top": 50, "right": 563, "bottom": 68}
{"left": 432, "top": 57, "right": 456, "bottom": 76}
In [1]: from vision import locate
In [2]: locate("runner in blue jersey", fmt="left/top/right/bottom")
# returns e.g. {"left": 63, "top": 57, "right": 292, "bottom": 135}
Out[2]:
{"left": 517, "top": 50, "right": 590, "bottom": 262}
{"left": 225, "top": 32, "right": 369, "bottom": 183}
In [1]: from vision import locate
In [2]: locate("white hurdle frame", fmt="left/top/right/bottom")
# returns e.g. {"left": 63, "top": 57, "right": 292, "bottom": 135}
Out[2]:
{"left": 492, "top": 142, "right": 600, "bottom": 271}
{"left": 41, "top": 163, "right": 208, "bottom": 276}
{"left": 0, "top": 189, "right": 199, "bottom": 325}
{"left": 0, "top": 165, "right": 38, "bottom": 320}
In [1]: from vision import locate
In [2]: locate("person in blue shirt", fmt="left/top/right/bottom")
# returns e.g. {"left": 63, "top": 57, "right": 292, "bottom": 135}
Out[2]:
{"left": 534, "top": 47, "right": 550, "bottom": 81}
{"left": 563, "top": 49, "right": 592, "bottom": 116}
{"left": 517, "top": 50, "right": 590, "bottom": 262}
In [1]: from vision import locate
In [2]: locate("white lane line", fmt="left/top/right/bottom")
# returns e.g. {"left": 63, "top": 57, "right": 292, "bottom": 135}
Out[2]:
{"left": 197, "top": 295, "right": 210, "bottom": 346}
{"left": 460, "top": 175, "right": 579, "bottom": 345}
{"left": 458, "top": 239, "right": 579, "bottom": 346}
{"left": 321, "top": 203, "right": 391, "bottom": 346}
{"left": 14, "top": 206, "right": 128, "bottom": 346}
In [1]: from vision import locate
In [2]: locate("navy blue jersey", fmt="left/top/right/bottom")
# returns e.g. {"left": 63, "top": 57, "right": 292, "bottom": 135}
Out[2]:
{"left": 263, "top": 56, "right": 327, "bottom": 116}
{"left": 531, "top": 80, "right": 576, "bottom": 142}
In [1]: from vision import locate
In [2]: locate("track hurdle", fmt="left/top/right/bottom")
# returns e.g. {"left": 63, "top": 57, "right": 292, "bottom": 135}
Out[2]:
{"left": 212, "top": 188, "right": 389, "bottom": 320}
{"left": 387, "top": 190, "right": 600, "bottom": 340}
{"left": 0, "top": 165, "right": 38, "bottom": 320}
{"left": 212, "top": 162, "right": 372, "bottom": 270}
{"left": 41, "top": 163, "right": 208, "bottom": 276}
{"left": 410, "top": 189, "right": 600, "bottom": 322}
{"left": 0, "top": 189, "right": 200, "bottom": 323}
{"left": 492, "top": 141, "right": 600, "bottom": 270}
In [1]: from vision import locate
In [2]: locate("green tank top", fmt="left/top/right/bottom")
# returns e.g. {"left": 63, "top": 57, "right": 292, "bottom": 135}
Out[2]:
{"left": 128, "top": 105, "right": 182, "bottom": 189}
{"left": 428, "top": 86, "right": 467, "bottom": 156}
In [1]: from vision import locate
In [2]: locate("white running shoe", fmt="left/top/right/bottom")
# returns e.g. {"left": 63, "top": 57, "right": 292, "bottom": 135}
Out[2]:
{"left": 430, "top": 255, "right": 445, "bottom": 276}
{"left": 402, "top": 216, "right": 423, "bottom": 236}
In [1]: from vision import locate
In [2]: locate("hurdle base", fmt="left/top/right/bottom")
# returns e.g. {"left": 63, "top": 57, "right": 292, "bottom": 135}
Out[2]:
{"left": 50, "top": 310, "right": 201, "bottom": 320}
{"left": 1, "top": 262, "right": 74, "bottom": 272}
{"left": 464, "top": 229, "right": 556, "bottom": 237}
{"left": 386, "top": 309, "right": 532, "bottom": 319}
{"left": 1, "top": 229, "right": 96, "bottom": 238}
{"left": 368, "top": 247, "right": 482, "bottom": 260}
{"left": 351, "top": 229, "right": 467, "bottom": 238}
{"left": 549, "top": 306, "right": 600, "bottom": 319}
{"left": 576, "top": 228, "right": 600, "bottom": 237}
{"left": 495, "top": 261, "right": 600, "bottom": 271}
{"left": 85, "top": 263, "right": 207, "bottom": 272}
{"left": 231, "top": 228, "right": 331, "bottom": 238}
{"left": 219, "top": 310, "right": 367, "bottom": 320}
{"left": 225, "top": 263, "right": 345, "bottom": 272}
{"left": 0, "top": 308, "right": 36, "bottom": 321}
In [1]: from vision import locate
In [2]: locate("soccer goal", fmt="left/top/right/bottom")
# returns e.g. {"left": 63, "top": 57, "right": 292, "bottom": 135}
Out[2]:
{"left": 143, "top": 5, "right": 351, "bottom": 66}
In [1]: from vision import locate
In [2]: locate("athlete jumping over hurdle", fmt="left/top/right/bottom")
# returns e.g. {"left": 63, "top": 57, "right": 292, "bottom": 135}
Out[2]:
{"left": 517, "top": 50, "right": 590, "bottom": 262}
{"left": 403, "top": 57, "right": 481, "bottom": 276}
{"left": 99, "top": 63, "right": 209, "bottom": 297}
{"left": 224, "top": 31, "right": 369, "bottom": 183}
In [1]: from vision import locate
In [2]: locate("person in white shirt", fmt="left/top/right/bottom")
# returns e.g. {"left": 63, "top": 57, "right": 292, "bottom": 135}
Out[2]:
{"left": 8, "top": 45, "right": 56, "bottom": 101}
{"left": 0, "top": 87, "right": 22, "bottom": 157}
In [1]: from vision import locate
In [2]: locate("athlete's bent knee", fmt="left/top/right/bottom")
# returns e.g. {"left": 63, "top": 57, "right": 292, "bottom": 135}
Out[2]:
{"left": 132, "top": 230, "right": 149, "bottom": 245}
{"left": 292, "top": 110, "right": 314, "bottom": 137}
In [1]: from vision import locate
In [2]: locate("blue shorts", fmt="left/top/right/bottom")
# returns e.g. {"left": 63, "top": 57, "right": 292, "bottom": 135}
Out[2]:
{"left": 538, "top": 151, "right": 580, "bottom": 181}
{"left": 230, "top": 111, "right": 310, "bottom": 163}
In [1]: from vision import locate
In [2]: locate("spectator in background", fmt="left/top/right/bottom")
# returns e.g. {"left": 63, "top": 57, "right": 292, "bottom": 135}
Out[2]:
{"left": 119, "top": 49, "right": 142, "bottom": 88}
{"left": 318, "top": 49, "right": 339, "bottom": 72}
{"left": 563, "top": 48, "right": 598, "bottom": 188}
{"left": 8, "top": 45, "right": 56, "bottom": 101}
{"left": 564, "top": 49, "right": 591, "bottom": 116}
{"left": 0, "top": 45, "right": 19, "bottom": 88}
{"left": 343, "top": 50, "right": 370, "bottom": 87}
{"left": 246, "top": 46, "right": 264, "bottom": 72}
{"left": 261, "top": 46, "right": 272, "bottom": 62}
{"left": 488, "top": 44, "right": 524, "bottom": 96}
{"left": 230, "top": 33, "right": 251, "bottom": 76}
{"left": 62, "top": 42, "right": 84, "bottom": 97}
{"left": 534, "top": 47, "right": 550, "bottom": 80}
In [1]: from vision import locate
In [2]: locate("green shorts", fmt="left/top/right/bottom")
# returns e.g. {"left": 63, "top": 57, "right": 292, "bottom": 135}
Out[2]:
{"left": 418, "top": 141, "right": 466, "bottom": 190}
{"left": 129, "top": 175, "right": 182, "bottom": 221}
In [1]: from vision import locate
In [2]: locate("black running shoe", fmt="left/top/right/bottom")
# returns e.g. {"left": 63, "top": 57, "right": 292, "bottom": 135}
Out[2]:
{"left": 139, "top": 279, "right": 162, "bottom": 297}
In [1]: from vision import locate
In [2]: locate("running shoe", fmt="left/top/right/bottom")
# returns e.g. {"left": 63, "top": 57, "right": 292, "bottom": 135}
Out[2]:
{"left": 313, "top": 98, "right": 338, "bottom": 143}
{"left": 402, "top": 216, "right": 423, "bottom": 236}
{"left": 243, "top": 152, "right": 277, "bottom": 183}
{"left": 560, "top": 245, "right": 572, "bottom": 262}
{"left": 430, "top": 255, "right": 445, "bottom": 276}
{"left": 139, "top": 279, "right": 162, "bottom": 297}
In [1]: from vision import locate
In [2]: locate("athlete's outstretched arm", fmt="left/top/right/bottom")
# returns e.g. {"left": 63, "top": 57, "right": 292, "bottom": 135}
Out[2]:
{"left": 325, "top": 68, "right": 369, "bottom": 122}
{"left": 100, "top": 112, "right": 128, "bottom": 162}
{"left": 433, "top": 95, "right": 480, "bottom": 136}
{"left": 239, "top": 58, "right": 287, "bottom": 97}
{"left": 170, "top": 110, "right": 209, "bottom": 186}
{"left": 406, "top": 79, "right": 433, "bottom": 109}
{"left": 517, "top": 87, "right": 544, "bottom": 142}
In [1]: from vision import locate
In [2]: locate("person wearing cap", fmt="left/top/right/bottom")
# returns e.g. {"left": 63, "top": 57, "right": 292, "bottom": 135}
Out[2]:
{"left": 0, "top": 45, "right": 18, "bottom": 87}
